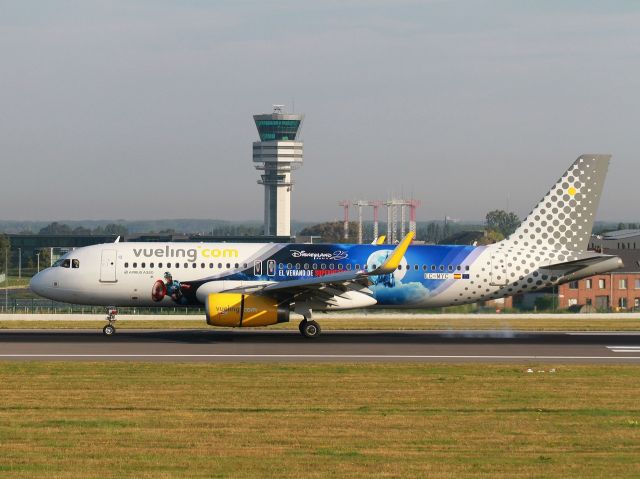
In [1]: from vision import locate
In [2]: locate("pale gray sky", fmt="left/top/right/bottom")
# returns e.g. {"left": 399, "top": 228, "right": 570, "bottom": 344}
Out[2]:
{"left": 1, "top": 1, "right": 639, "bottom": 222}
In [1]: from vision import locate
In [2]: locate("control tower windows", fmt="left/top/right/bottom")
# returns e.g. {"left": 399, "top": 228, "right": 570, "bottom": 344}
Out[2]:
{"left": 255, "top": 119, "right": 301, "bottom": 141}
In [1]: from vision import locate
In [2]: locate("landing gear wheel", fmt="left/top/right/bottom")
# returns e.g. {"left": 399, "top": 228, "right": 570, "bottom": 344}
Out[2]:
{"left": 300, "top": 320, "right": 321, "bottom": 339}
{"left": 103, "top": 307, "right": 118, "bottom": 337}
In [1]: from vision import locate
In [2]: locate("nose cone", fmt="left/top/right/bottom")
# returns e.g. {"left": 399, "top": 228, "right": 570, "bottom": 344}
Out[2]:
{"left": 30, "top": 270, "right": 48, "bottom": 297}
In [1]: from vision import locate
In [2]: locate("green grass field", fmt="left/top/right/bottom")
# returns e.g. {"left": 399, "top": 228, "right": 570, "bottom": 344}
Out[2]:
{"left": 0, "top": 277, "right": 31, "bottom": 288}
{"left": 1, "top": 362, "right": 639, "bottom": 478}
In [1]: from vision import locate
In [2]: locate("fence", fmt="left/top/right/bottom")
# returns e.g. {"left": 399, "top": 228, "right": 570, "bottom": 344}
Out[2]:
{"left": 0, "top": 297, "right": 204, "bottom": 315}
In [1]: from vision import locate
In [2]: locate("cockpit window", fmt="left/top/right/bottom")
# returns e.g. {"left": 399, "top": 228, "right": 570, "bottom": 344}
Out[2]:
{"left": 61, "top": 259, "right": 71, "bottom": 268}
{"left": 72, "top": 259, "right": 80, "bottom": 269}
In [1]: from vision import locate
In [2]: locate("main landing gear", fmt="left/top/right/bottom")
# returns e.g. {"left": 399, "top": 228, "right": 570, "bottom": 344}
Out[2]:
{"left": 299, "top": 318, "right": 321, "bottom": 339}
{"left": 103, "top": 308, "right": 118, "bottom": 336}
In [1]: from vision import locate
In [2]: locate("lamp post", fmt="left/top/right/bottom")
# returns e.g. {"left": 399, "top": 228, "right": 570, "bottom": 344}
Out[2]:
{"left": 36, "top": 252, "right": 40, "bottom": 273}
{"left": 4, "top": 249, "right": 7, "bottom": 311}
{"left": 18, "top": 247, "right": 21, "bottom": 279}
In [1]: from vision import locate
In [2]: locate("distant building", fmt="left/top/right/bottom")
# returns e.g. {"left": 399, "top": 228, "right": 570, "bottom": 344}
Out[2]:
{"left": 553, "top": 230, "right": 640, "bottom": 311}
{"left": 590, "top": 229, "right": 640, "bottom": 251}
{"left": 7, "top": 234, "right": 119, "bottom": 266}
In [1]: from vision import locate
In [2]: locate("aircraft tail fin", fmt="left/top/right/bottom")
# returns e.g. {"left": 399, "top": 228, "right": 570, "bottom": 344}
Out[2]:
{"left": 504, "top": 154, "right": 610, "bottom": 253}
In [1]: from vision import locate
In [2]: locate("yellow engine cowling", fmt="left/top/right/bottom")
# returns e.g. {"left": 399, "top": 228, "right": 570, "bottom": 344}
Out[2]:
{"left": 205, "top": 293, "right": 290, "bottom": 327}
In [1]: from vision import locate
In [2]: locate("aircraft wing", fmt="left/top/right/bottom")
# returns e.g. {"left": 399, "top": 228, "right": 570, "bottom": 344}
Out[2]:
{"left": 224, "top": 232, "right": 414, "bottom": 297}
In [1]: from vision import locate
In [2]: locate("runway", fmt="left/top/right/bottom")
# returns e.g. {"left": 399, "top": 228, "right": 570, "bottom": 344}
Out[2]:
{"left": 1, "top": 329, "right": 640, "bottom": 362}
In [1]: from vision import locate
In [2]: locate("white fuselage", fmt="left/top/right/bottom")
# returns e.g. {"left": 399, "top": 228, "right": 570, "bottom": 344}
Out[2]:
{"left": 30, "top": 241, "right": 621, "bottom": 310}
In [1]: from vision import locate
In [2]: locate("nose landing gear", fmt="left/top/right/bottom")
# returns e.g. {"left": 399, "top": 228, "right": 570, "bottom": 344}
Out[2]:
{"left": 103, "top": 308, "right": 118, "bottom": 336}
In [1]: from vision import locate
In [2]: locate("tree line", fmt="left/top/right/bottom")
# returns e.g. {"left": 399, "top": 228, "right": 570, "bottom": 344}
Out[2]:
{"left": 36, "top": 222, "right": 129, "bottom": 236}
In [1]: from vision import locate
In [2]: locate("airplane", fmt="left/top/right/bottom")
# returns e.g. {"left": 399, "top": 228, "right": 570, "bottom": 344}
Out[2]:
{"left": 30, "top": 154, "right": 622, "bottom": 338}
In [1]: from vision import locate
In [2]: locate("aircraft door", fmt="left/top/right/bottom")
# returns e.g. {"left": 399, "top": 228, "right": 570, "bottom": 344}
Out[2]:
{"left": 100, "top": 249, "right": 118, "bottom": 283}
{"left": 490, "top": 252, "right": 509, "bottom": 286}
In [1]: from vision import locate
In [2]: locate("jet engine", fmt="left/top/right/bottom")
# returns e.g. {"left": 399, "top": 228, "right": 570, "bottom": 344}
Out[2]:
{"left": 205, "top": 293, "right": 290, "bottom": 327}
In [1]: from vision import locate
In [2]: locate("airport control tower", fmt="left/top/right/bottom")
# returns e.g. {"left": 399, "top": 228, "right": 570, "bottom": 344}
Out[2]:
{"left": 253, "top": 105, "right": 304, "bottom": 237}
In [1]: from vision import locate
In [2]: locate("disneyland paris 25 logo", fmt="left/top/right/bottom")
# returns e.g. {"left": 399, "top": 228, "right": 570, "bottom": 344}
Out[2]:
{"left": 289, "top": 250, "right": 348, "bottom": 261}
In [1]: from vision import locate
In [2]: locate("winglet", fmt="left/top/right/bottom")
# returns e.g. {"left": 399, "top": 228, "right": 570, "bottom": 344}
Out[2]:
{"left": 371, "top": 235, "right": 386, "bottom": 245}
{"left": 369, "top": 232, "right": 414, "bottom": 275}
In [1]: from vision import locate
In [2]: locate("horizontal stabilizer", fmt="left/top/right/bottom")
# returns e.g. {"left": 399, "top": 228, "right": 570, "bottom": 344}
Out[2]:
{"left": 544, "top": 254, "right": 623, "bottom": 271}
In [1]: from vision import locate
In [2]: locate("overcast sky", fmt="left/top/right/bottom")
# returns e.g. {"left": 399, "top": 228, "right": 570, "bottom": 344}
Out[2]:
{"left": 1, "top": 1, "right": 639, "bottom": 223}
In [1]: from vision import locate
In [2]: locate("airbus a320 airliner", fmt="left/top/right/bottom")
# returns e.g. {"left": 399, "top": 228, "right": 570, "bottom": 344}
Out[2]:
{"left": 31, "top": 154, "right": 622, "bottom": 338}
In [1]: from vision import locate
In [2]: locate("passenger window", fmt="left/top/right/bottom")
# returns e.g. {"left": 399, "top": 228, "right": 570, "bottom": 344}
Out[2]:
{"left": 439, "top": 265, "right": 444, "bottom": 271}
{"left": 304, "top": 263, "right": 309, "bottom": 270}
{"left": 243, "top": 263, "right": 247, "bottom": 268}
{"left": 159, "top": 263, "right": 163, "bottom": 268}
{"left": 201, "top": 263, "right": 205, "bottom": 268}
{"left": 398, "top": 265, "right": 403, "bottom": 270}
{"left": 226, "top": 263, "right": 230, "bottom": 269}
{"left": 465, "top": 265, "right": 470, "bottom": 271}
{"left": 295, "top": 263, "right": 301, "bottom": 269}
{"left": 338, "top": 264, "right": 343, "bottom": 270}
{"left": 235, "top": 263, "right": 239, "bottom": 268}
{"left": 414, "top": 264, "right": 419, "bottom": 271}
{"left": 175, "top": 263, "right": 179, "bottom": 268}
{"left": 321, "top": 264, "right": 326, "bottom": 270}
{"left": 431, "top": 265, "right": 436, "bottom": 271}
{"left": 184, "top": 263, "right": 188, "bottom": 268}
{"left": 312, "top": 263, "right": 318, "bottom": 270}
{"left": 456, "top": 265, "right": 461, "bottom": 271}
{"left": 209, "top": 263, "right": 214, "bottom": 268}
{"left": 133, "top": 262, "right": 137, "bottom": 268}
{"left": 141, "top": 262, "right": 146, "bottom": 268}
{"left": 124, "top": 262, "right": 129, "bottom": 268}
{"left": 218, "top": 263, "right": 222, "bottom": 268}
{"left": 346, "top": 264, "right": 352, "bottom": 270}
{"left": 192, "top": 263, "right": 197, "bottom": 269}
{"left": 150, "top": 262, "right": 154, "bottom": 268}
{"left": 355, "top": 264, "right": 360, "bottom": 270}
{"left": 423, "top": 265, "right": 427, "bottom": 271}
{"left": 329, "top": 264, "right": 335, "bottom": 270}
{"left": 287, "top": 263, "right": 292, "bottom": 269}
{"left": 448, "top": 265, "right": 453, "bottom": 271}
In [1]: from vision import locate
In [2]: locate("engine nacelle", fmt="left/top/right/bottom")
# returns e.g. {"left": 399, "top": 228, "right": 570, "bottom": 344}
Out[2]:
{"left": 205, "top": 293, "right": 290, "bottom": 327}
